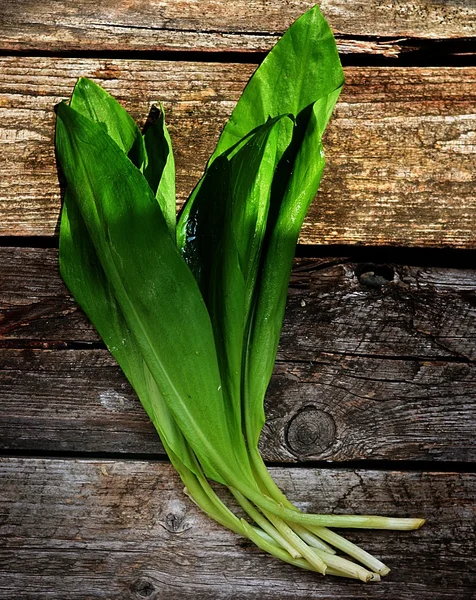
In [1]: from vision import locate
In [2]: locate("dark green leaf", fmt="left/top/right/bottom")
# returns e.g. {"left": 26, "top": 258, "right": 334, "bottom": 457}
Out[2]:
{"left": 143, "top": 105, "right": 176, "bottom": 238}
{"left": 244, "top": 95, "right": 339, "bottom": 447}
{"left": 176, "top": 5, "right": 344, "bottom": 250}
{"left": 56, "top": 101, "right": 252, "bottom": 486}
{"left": 182, "top": 116, "right": 290, "bottom": 427}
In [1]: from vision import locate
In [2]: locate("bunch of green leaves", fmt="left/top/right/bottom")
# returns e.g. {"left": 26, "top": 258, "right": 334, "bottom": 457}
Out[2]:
{"left": 55, "top": 5, "right": 424, "bottom": 581}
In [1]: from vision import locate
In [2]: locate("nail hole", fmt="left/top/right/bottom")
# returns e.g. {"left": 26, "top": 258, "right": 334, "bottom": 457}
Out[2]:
{"left": 354, "top": 263, "right": 395, "bottom": 288}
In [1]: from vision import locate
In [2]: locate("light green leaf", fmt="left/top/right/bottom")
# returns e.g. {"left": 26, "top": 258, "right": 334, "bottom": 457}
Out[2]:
{"left": 176, "top": 4, "right": 344, "bottom": 250}
{"left": 69, "top": 76, "right": 147, "bottom": 169}
{"left": 211, "top": 5, "right": 343, "bottom": 160}
{"left": 56, "top": 101, "right": 251, "bottom": 486}
{"left": 60, "top": 82, "right": 197, "bottom": 474}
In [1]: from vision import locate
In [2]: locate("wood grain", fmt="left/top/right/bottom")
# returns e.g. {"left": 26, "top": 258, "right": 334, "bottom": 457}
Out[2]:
{"left": 1, "top": 458, "right": 474, "bottom": 599}
{"left": 1, "top": 249, "right": 474, "bottom": 461}
{"left": 0, "top": 1, "right": 474, "bottom": 55}
{"left": 1, "top": 58, "right": 475, "bottom": 247}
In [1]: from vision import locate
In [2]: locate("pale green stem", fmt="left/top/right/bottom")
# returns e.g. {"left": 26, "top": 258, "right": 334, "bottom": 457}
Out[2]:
{"left": 241, "top": 445, "right": 425, "bottom": 530}
{"left": 243, "top": 520, "right": 376, "bottom": 580}
{"left": 289, "top": 522, "right": 336, "bottom": 554}
{"left": 248, "top": 448, "right": 335, "bottom": 553}
{"left": 261, "top": 509, "right": 327, "bottom": 574}
{"left": 310, "top": 548, "right": 376, "bottom": 582}
{"left": 230, "top": 488, "right": 302, "bottom": 559}
{"left": 241, "top": 519, "right": 321, "bottom": 573}
{"left": 307, "top": 526, "right": 391, "bottom": 576}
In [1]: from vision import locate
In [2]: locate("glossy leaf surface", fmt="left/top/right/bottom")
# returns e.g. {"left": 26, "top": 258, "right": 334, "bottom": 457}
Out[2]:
{"left": 59, "top": 85, "right": 196, "bottom": 475}
{"left": 182, "top": 116, "right": 289, "bottom": 427}
{"left": 244, "top": 95, "right": 340, "bottom": 447}
{"left": 176, "top": 4, "right": 344, "bottom": 250}
{"left": 56, "top": 102, "right": 251, "bottom": 485}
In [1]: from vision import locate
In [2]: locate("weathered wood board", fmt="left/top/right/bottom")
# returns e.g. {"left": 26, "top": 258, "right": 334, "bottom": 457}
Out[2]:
{"left": 1, "top": 1, "right": 475, "bottom": 597}
{"left": 2, "top": 346, "right": 475, "bottom": 462}
{"left": 1, "top": 59, "right": 475, "bottom": 247}
{"left": 0, "top": 459, "right": 474, "bottom": 599}
{"left": 0, "top": 0, "right": 475, "bottom": 55}
{"left": 1, "top": 248, "right": 474, "bottom": 461}
{"left": 2, "top": 249, "right": 476, "bottom": 358}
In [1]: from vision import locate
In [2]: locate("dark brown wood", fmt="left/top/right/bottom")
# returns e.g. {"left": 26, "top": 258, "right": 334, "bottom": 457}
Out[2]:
{"left": 1, "top": 59, "right": 475, "bottom": 247}
{"left": 1, "top": 248, "right": 474, "bottom": 461}
{"left": 1, "top": 346, "right": 475, "bottom": 461}
{"left": 2, "top": 249, "right": 474, "bottom": 357}
{"left": 0, "top": 458, "right": 474, "bottom": 599}
{"left": 0, "top": 1, "right": 474, "bottom": 54}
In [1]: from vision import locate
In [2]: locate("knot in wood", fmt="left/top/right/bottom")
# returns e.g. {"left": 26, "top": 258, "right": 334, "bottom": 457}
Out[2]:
{"left": 160, "top": 499, "right": 193, "bottom": 534}
{"left": 132, "top": 578, "right": 156, "bottom": 599}
{"left": 286, "top": 406, "right": 336, "bottom": 457}
{"left": 164, "top": 512, "right": 185, "bottom": 533}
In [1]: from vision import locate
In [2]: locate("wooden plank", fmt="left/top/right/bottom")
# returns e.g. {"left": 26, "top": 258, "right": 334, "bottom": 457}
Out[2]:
{"left": 1, "top": 346, "right": 475, "bottom": 461}
{"left": 2, "top": 249, "right": 475, "bottom": 358}
{"left": 0, "top": 458, "right": 474, "bottom": 599}
{"left": 1, "top": 60, "right": 475, "bottom": 247}
{"left": 1, "top": 248, "right": 474, "bottom": 461}
{"left": 0, "top": 1, "right": 475, "bottom": 55}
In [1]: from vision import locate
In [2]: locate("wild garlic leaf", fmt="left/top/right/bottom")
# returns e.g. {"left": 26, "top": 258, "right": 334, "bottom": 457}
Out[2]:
{"left": 244, "top": 95, "right": 339, "bottom": 448}
{"left": 70, "top": 77, "right": 175, "bottom": 236}
{"left": 143, "top": 106, "right": 176, "bottom": 238}
{"left": 182, "top": 116, "right": 290, "bottom": 426}
{"left": 60, "top": 83, "right": 197, "bottom": 475}
{"left": 60, "top": 190, "right": 199, "bottom": 475}
{"left": 210, "top": 5, "right": 343, "bottom": 160}
{"left": 56, "top": 102, "right": 251, "bottom": 486}
{"left": 69, "top": 76, "right": 147, "bottom": 169}
{"left": 176, "top": 5, "right": 344, "bottom": 250}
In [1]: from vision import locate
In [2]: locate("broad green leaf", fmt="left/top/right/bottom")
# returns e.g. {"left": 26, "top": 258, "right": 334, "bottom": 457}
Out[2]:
{"left": 211, "top": 5, "right": 343, "bottom": 160}
{"left": 144, "top": 106, "right": 176, "bottom": 237}
{"left": 70, "top": 78, "right": 176, "bottom": 238}
{"left": 56, "top": 101, "right": 252, "bottom": 486}
{"left": 60, "top": 83, "right": 197, "bottom": 474}
{"left": 60, "top": 190, "right": 198, "bottom": 475}
{"left": 69, "top": 76, "right": 147, "bottom": 169}
{"left": 182, "top": 116, "right": 289, "bottom": 427}
{"left": 176, "top": 5, "right": 344, "bottom": 250}
{"left": 244, "top": 95, "right": 339, "bottom": 448}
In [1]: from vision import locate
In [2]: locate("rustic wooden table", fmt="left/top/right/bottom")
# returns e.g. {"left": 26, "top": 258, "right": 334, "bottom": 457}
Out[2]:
{"left": 1, "top": 2, "right": 475, "bottom": 598}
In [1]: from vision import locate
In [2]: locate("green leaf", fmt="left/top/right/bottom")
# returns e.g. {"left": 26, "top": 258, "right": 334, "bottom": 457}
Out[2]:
{"left": 181, "top": 116, "right": 290, "bottom": 427}
{"left": 143, "top": 105, "right": 176, "bottom": 238}
{"left": 60, "top": 190, "right": 198, "bottom": 474}
{"left": 56, "top": 101, "right": 252, "bottom": 486}
{"left": 69, "top": 76, "right": 147, "bottom": 169}
{"left": 211, "top": 5, "right": 343, "bottom": 160}
{"left": 244, "top": 95, "right": 339, "bottom": 448}
{"left": 176, "top": 4, "right": 344, "bottom": 250}
{"left": 70, "top": 78, "right": 176, "bottom": 238}
{"left": 60, "top": 82, "right": 197, "bottom": 474}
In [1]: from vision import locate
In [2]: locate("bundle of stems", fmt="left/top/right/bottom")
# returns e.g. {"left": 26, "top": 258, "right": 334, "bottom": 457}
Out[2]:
{"left": 55, "top": 5, "right": 424, "bottom": 581}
